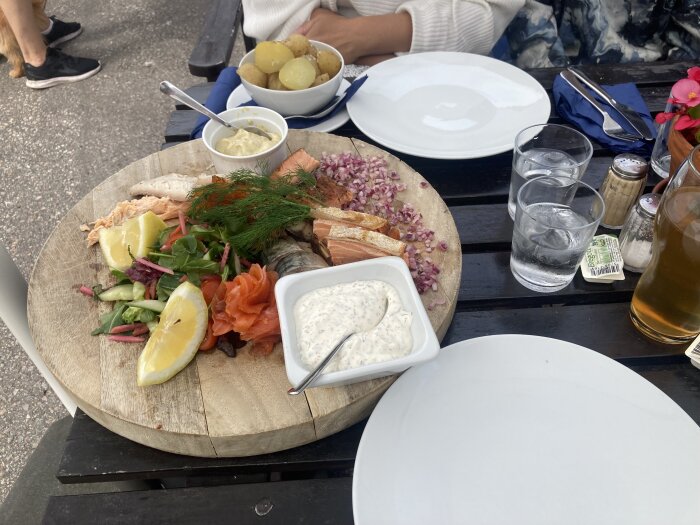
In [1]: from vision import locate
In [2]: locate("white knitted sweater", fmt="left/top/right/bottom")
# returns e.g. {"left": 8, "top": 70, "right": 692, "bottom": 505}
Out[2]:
{"left": 242, "top": 0, "right": 524, "bottom": 56}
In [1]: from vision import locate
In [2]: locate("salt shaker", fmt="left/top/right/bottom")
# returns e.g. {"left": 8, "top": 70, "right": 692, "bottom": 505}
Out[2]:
{"left": 618, "top": 193, "right": 660, "bottom": 273}
{"left": 599, "top": 154, "right": 649, "bottom": 229}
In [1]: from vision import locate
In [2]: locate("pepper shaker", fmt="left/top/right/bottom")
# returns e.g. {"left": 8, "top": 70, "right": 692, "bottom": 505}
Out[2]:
{"left": 618, "top": 193, "right": 660, "bottom": 273}
{"left": 599, "top": 154, "right": 649, "bottom": 229}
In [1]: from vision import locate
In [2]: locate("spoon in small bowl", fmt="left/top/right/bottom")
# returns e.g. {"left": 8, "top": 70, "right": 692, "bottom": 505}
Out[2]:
{"left": 159, "top": 81, "right": 273, "bottom": 140}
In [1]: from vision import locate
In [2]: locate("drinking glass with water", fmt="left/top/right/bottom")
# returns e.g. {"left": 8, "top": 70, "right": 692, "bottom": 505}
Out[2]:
{"left": 508, "top": 124, "right": 594, "bottom": 219}
{"left": 510, "top": 176, "right": 605, "bottom": 293}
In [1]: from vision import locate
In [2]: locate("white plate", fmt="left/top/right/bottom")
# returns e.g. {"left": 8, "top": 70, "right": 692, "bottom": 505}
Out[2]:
{"left": 353, "top": 335, "right": 700, "bottom": 525}
{"left": 346, "top": 53, "right": 551, "bottom": 159}
{"left": 226, "top": 79, "right": 351, "bottom": 133}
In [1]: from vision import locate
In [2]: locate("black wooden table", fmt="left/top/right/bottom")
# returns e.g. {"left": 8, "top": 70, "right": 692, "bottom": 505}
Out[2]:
{"left": 43, "top": 60, "right": 700, "bottom": 524}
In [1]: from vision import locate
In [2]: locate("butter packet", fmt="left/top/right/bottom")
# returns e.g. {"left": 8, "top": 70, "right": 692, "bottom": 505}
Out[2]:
{"left": 580, "top": 234, "right": 625, "bottom": 283}
{"left": 685, "top": 333, "right": 700, "bottom": 370}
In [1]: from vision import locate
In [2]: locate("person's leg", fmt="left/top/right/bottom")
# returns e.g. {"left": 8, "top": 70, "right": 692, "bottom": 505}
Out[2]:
{"left": 0, "top": 0, "right": 100, "bottom": 88}
{"left": 0, "top": 0, "right": 46, "bottom": 66}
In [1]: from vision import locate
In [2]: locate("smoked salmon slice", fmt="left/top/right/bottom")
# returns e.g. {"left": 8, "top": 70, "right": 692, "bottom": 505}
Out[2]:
{"left": 311, "top": 207, "right": 389, "bottom": 235}
{"left": 211, "top": 264, "right": 281, "bottom": 349}
{"left": 324, "top": 225, "right": 407, "bottom": 266}
{"left": 270, "top": 148, "right": 320, "bottom": 182}
{"left": 325, "top": 239, "right": 394, "bottom": 265}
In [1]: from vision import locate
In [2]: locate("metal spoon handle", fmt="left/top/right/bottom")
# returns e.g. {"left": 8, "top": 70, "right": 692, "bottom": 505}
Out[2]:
{"left": 160, "top": 81, "right": 230, "bottom": 127}
{"left": 288, "top": 333, "right": 353, "bottom": 396}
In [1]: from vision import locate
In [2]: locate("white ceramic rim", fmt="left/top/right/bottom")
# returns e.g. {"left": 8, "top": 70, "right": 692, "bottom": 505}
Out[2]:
{"left": 352, "top": 334, "right": 700, "bottom": 524}
{"left": 346, "top": 52, "right": 552, "bottom": 159}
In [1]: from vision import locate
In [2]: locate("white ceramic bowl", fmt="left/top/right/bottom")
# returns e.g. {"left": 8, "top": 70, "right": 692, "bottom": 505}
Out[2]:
{"left": 238, "top": 40, "right": 344, "bottom": 117}
{"left": 202, "top": 106, "right": 288, "bottom": 175}
{"left": 275, "top": 257, "right": 440, "bottom": 389}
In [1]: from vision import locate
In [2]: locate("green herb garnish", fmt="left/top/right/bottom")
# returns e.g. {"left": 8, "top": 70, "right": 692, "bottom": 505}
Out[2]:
{"left": 188, "top": 168, "right": 320, "bottom": 256}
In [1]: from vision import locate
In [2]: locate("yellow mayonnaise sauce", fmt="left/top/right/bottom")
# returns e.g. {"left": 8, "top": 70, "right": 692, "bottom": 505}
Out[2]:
{"left": 215, "top": 128, "right": 280, "bottom": 156}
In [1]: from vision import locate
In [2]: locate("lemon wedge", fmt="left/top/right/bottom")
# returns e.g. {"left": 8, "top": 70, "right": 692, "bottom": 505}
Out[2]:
{"left": 98, "top": 211, "right": 167, "bottom": 271}
{"left": 136, "top": 281, "right": 207, "bottom": 386}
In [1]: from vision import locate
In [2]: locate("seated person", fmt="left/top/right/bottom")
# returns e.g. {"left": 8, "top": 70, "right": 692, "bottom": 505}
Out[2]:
{"left": 499, "top": 0, "right": 700, "bottom": 68}
{"left": 242, "top": 0, "right": 525, "bottom": 65}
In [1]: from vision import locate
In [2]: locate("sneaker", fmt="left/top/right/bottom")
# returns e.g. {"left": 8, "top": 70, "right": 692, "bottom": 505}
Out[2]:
{"left": 43, "top": 16, "right": 83, "bottom": 47}
{"left": 24, "top": 48, "right": 101, "bottom": 89}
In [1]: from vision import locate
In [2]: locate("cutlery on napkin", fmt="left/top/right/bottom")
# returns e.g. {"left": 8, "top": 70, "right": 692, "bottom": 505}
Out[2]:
{"left": 567, "top": 67, "right": 655, "bottom": 141}
{"left": 552, "top": 74, "right": 656, "bottom": 156}
{"left": 559, "top": 70, "right": 642, "bottom": 142}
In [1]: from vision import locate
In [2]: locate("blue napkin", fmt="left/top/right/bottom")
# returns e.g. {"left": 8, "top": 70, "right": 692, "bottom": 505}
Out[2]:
{"left": 552, "top": 75, "right": 656, "bottom": 156}
{"left": 191, "top": 67, "right": 365, "bottom": 138}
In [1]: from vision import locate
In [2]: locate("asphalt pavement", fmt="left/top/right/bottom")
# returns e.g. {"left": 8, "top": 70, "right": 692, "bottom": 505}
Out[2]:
{"left": 0, "top": 0, "right": 243, "bottom": 503}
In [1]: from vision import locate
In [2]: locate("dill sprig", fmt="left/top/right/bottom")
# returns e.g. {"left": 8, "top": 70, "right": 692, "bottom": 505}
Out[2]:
{"left": 188, "top": 167, "right": 320, "bottom": 256}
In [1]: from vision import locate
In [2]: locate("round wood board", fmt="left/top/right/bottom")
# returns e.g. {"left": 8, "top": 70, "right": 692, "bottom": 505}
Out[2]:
{"left": 27, "top": 131, "right": 461, "bottom": 457}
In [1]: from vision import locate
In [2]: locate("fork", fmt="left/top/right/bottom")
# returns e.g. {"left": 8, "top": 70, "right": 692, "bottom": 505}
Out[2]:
{"left": 559, "top": 70, "right": 642, "bottom": 142}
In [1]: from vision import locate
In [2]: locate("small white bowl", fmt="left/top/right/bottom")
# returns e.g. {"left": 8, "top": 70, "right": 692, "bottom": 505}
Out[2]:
{"left": 202, "top": 106, "right": 288, "bottom": 174}
{"left": 275, "top": 257, "right": 440, "bottom": 389}
{"left": 238, "top": 40, "right": 344, "bottom": 117}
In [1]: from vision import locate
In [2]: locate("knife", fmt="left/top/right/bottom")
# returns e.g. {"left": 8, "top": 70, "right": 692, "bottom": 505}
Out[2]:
{"left": 567, "top": 67, "right": 655, "bottom": 141}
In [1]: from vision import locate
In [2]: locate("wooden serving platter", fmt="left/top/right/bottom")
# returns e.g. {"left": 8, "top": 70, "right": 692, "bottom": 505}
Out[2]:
{"left": 27, "top": 131, "right": 461, "bottom": 457}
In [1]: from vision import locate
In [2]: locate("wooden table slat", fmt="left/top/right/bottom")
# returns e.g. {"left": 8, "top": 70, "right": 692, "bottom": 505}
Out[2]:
{"left": 444, "top": 302, "right": 682, "bottom": 360}
{"left": 44, "top": 477, "right": 353, "bottom": 525}
{"left": 457, "top": 251, "right": 639, "bottom": 307}
{"left": 57, "top": 410, "right": 364, "bottom": 483}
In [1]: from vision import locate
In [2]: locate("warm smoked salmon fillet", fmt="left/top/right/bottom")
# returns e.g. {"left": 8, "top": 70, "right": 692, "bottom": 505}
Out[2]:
{"left": 326, "top": 239, "right": 395, "bottom": 265}
{"left": 323, "top": 225, "right": 408, "bottom": 266}
{"left": 270, "top": 148, "right": 320, "bottom": 182}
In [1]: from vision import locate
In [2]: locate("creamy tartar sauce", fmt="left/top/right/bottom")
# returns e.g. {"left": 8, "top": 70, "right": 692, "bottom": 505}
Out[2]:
{"left": 294, "top": 280, "right": 413, "bottom": 372}
{"left": 215, "top": 128, "right": 280, "bottom": 156}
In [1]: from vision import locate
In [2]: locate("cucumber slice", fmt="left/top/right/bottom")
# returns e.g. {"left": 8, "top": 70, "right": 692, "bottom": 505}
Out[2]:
{"left": 132, "top": 282, "right": 146, "bottom": 301}
{"left": 98, "top": 284, "right": 135, "bottom": 302}
{"left": 126, "top": 299, "right": 166, "bottom": 313}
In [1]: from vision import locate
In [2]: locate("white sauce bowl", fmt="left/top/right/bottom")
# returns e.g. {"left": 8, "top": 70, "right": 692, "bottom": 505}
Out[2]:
{"left": 275, "top": 257, "right": 440, "bottom": 389}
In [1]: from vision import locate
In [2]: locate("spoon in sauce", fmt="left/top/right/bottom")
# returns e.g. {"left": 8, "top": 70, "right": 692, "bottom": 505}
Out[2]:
{"left": 159, "top": 81, "right": 273, "bottom": 140}
{"left": 287, "top": 297, "right": 388, "bottom": 396}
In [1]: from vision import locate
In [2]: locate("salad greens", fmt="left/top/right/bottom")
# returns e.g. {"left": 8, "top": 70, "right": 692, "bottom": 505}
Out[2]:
{"left": 91, "top": 223, "right": 238, "bottom": 337}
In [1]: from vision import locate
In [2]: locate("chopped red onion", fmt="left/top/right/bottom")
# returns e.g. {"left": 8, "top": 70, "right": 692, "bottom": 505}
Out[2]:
{"left": 320, "top": 152, "right": 443, "bottom": 293}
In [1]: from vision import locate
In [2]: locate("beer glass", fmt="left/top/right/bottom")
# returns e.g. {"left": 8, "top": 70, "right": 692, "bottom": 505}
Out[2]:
{"left": 630, "top": 144, "right": 700, "bottom": 344}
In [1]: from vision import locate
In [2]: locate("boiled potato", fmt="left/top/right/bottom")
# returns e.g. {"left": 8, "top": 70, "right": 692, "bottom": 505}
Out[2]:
{"left": 254, "top": 41, "right": 294, "bottom": 74}
{"left": 317, "top": 50, "right": 341, "bottom": 78}
{"left": 311, "top": 73, "right": 330, "bottom": 87}
{"left": 238, "top": 63, "right": 268, "bottom": 88}
{"left": 284, "top": 34, "right": 312, "bottom": 58}
{"left": 266, "top": 72, "right": 288, "bottom": 91}
{"left": 278, "top": 57, "right": 316, "bottom": 90}
{"left": 303, "top": 54, "right": 321, "bottom": 76}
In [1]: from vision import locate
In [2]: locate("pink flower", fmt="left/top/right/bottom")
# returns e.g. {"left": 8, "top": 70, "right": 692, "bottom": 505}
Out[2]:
{"left": 674, "top": 114, "right": 700, "bottom": 130}
{"left": 655, "top": 112, "right": 676, "bottom": 124}
{"left": 671, "top": 79, "right": 700, "bottom": 107}
{"left": 688, "top": 67, "right": 700, "bottom": 83}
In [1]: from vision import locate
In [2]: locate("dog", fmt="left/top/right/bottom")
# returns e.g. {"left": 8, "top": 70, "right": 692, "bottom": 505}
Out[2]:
{"left": 0, "top": 0, "right": 49, "bottom": 78}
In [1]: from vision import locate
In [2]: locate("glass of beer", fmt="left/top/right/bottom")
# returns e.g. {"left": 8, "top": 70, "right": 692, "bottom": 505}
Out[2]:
{"left": 630, "top": 144, "right": 700, "bottom": 344}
